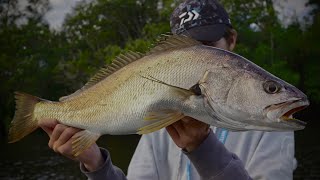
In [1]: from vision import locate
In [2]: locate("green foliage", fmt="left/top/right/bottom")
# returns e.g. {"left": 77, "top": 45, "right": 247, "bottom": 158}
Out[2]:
{"left": 0, "top": 0, "right": 320, "bottom": 136}
{"left": 222, "top": 0, "right": 320, "bottom": 101}
{"left": 55, "top": 0, "right": 173, "bottom": 88}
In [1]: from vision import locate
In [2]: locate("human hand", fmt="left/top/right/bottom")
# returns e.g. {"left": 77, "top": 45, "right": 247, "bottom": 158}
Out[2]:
{"left": 166, "top": 116, "right": 210, "bottom": 152}
{"left": 38, "top": 119, "right": 104, "bottom": 172}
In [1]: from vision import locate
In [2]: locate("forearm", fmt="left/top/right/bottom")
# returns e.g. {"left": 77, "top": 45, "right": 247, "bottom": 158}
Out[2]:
{"left": 80, "top": 148, "right": 127, "bottom": 180}
{"left": 185, "top": 130, "right": 251, "bottom": 180}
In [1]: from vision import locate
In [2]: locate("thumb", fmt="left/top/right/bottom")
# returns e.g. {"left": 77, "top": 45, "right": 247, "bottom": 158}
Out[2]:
{"left": 38, "top": 119, "right": 59, "bottom": 136}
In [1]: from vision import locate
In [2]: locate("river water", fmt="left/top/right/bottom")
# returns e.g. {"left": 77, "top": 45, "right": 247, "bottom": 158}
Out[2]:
{"left": 0, "top": 131, "right": 140, "bottom": 179}
{"left": 1, "top": 124, "right": 319, "bottom": 179}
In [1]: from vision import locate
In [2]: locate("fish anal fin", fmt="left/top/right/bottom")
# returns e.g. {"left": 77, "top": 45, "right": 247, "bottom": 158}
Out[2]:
{"left": 138, "top": 110, "right": 185, "bottom": 134}
{"left": 71, "top": 130, "right": 100, "bottom": 157}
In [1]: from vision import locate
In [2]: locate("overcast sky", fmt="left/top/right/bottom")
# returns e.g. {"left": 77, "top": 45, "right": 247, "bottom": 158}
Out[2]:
{"left": 44, "top": 0, "right": 314, "bottom": 30}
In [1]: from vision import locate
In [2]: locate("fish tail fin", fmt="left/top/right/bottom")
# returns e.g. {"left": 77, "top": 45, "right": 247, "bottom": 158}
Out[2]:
{"left": 8, "top": 92, "right": 42, "bottom": 143}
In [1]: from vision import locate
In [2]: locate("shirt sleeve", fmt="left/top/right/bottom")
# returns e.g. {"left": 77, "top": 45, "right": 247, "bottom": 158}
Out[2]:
{"left": 80, "top": 148, "right": 127, "bottom": 180}
{"left": 184, "top": 130, "right": 252, "bottom": 180}
{"left": 245, "top": 131, "right": 296, "bottom": 180}
{"left": 127, "top": 134, "right": 159, "bottom": 179}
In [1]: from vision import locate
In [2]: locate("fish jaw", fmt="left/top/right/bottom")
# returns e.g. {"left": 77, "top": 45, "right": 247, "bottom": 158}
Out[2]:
{"left": 264, "top": 98, "right": 309, "bottom": 130}
{"left": 197, "top": 81, "right": 309, "bottom": 131}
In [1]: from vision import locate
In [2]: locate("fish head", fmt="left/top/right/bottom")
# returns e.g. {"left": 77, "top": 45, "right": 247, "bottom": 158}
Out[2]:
{"left": 197, "top": 53, "right": 309, "bottom": 131}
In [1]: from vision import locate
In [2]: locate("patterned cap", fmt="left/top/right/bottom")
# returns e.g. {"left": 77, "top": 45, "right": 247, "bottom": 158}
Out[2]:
{"left": 170, "top": 0, "right": 232, "bottom": 42}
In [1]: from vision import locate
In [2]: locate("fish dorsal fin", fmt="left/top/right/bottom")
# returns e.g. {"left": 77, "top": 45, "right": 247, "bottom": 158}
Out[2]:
{"left": 85, "top": 51, "right": 144, "bottom": 88}
{"left": 148, "top": 34, "right": 201, "bottom": 55}
{"left": 59, "top": 35, "right": 199, "bottom": 102}
{"left": 59, "top": 51, "right": 143, "bottom": 101}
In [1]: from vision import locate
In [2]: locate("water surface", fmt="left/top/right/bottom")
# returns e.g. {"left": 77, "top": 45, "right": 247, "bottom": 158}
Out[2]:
{"left": 0, "top": 131, "right": 140, "bottom": 179}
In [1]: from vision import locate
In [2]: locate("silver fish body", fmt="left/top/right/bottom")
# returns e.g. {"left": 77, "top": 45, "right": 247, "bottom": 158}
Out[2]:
{"left": 8, "top": 35, "right": 309, "bottom": 155}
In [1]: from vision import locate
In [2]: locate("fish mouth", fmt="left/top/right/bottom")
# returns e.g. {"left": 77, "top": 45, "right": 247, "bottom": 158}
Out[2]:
{"left": 266, "top": 98, "right": 309, "bottom": 129}
{"left": 200, "top": 80, "right": 309, "bottom": 131}
{"left": 280, "top": 105, "right": 308, "bottom": 125}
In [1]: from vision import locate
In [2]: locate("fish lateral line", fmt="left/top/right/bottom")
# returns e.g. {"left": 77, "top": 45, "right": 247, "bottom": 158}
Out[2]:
{"left": 139, "top": 74, "right": 204, "bottom": 96}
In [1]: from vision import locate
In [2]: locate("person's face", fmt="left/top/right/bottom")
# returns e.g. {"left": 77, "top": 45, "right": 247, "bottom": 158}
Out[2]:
{"left": 212, "top": 38, "right": 230, "bottom": 50}
{"left": 203, "top": 29, "right": 237, "bottom": 51}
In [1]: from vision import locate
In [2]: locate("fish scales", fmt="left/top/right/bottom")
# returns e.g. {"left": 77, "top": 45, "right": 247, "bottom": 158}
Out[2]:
{"left": 31, "top": 46, "right": 201, "bottom": 134}
{"left": 8, "top": 35, "right": 309, "bottom": 156}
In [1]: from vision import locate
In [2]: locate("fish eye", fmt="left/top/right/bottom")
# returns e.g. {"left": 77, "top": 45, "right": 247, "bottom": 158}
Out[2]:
{"left": 263, "top": 80, "right": 282, "bottom": 94}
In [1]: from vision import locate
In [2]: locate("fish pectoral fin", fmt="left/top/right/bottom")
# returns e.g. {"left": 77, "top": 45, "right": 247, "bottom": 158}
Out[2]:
{"left": 71, "top": 130, "right": 100, "bottom": 157}
{"left": 140, "top": 74, "right": 194, "bottom": 97}
{"left": 138, "top": 110, "right": 185, "bottom": 134}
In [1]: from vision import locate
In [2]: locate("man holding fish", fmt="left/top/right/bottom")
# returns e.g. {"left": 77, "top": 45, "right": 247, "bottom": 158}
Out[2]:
{"left": 12, "top": 0, "right": 304, "bottom": 179}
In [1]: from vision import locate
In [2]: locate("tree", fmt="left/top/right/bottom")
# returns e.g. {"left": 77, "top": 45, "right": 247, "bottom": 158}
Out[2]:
{"left": 57, "top": 0, "right": 172, "bottom": 89}
{"left": 0, "top": 0, "right": 68, "bottom": 136}
{"left": 221, "top": 0, "right": 320, "bottom": 101}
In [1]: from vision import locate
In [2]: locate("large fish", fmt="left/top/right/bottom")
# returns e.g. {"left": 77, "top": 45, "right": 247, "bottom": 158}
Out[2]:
{"left": 8, "top": 35, "right": 309, "bottom": 156}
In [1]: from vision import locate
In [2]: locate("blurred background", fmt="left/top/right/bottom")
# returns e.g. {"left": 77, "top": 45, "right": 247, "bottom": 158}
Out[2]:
{"left": 0, "top": 0, "right": 319, "bottom": 179}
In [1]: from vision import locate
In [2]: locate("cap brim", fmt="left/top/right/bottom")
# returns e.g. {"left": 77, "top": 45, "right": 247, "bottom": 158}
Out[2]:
{"left": 182, "top": 24, "right": 227, "bottom": 42}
